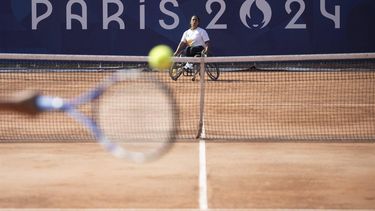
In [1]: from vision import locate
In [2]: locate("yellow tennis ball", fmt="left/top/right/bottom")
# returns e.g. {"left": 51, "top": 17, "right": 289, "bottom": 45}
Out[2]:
{"left": 148, "top": 45, "right": 173, "bottom": 70}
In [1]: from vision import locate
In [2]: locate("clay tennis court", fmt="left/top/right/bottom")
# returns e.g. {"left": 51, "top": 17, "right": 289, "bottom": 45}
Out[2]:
{"left": 1, "top": 71, "right": 375, "bottom": 209}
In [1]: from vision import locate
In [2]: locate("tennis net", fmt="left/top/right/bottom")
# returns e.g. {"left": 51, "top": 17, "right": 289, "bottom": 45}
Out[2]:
{"left": 0, "top": 53, "right": 374, "bottom": 142}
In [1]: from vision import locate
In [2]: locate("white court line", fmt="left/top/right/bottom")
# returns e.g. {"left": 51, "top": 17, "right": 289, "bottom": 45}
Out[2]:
{"left": 217, "top": 103, "right": 375, "bottom": 107}
{"left": 199, "top": 124, "right": 208, "bottom": 210}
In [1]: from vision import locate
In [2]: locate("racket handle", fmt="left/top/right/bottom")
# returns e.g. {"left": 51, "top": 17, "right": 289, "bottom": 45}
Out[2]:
{"left": 0, "top": 90, "right": 41, "bottom": 115}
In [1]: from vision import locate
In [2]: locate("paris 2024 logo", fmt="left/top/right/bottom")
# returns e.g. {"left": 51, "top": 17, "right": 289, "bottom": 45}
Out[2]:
{"left": 240, "top": 0, "right": 272, "bottom": 29}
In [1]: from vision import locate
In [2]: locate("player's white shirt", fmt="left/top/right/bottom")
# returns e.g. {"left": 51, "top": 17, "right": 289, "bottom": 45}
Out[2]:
{"left": 181, "top": 27, "right": 210, "bottom": 47}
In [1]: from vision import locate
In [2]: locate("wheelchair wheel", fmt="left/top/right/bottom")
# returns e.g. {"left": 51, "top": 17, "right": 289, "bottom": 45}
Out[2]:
{"left": 205, "top": 63, "right": 220, "bottom": 81}
{"left": 169, "top": 62, "right": 184, "bottom": 81}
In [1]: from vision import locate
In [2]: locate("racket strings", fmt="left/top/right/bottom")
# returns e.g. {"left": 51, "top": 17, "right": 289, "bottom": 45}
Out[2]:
{"left": 98, "top": 79, "right": 175, "bottom": 157}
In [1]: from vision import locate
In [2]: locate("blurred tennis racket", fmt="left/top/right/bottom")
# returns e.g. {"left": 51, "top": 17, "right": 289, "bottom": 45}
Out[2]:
{"left": 0, "top": 69, "right": 177, "bottom": 163}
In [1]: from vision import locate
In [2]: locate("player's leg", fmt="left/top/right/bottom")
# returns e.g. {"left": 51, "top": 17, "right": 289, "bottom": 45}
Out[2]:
{"left": 183, "top": 47, "right": 195, "bottom": 71}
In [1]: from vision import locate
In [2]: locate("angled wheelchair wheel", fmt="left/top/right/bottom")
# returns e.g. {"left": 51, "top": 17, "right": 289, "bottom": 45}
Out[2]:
{"left": 169, "top": 62, "right": 184, "bottom": 81}
{"left": 205, "top": 63, "right": 220, "bottom": 81}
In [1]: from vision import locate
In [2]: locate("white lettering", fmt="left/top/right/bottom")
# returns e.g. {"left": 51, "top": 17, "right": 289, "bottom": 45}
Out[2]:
{"left": 320, "top": 0, "right": 340, "bottom": 29}
{"left": 159, "top": 0, "right": 179, "bottom": 30}
{"left": 103, "top": 0, "right": 125, "bottom": 30}
{"left": 66, "top": 0, "right": 87, "bottom": 30}
{"left": 285, "top": 0, "right": 306, "bottom": 29}
{"left": 206, "top": 0, "right": 227, "bottom": 29}
{"left": 32, "top": 0, "right": 53, "bottom": 30}
{"left": 140, "top": 0, "right": 145, "bottom": 29}
{"left": 29, "top": 0, "right": 342, "bottom": 31}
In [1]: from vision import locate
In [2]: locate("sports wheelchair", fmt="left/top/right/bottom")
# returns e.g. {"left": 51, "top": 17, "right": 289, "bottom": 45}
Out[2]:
{"left": 169, "top": 52, "right": 220, "bottom": 81}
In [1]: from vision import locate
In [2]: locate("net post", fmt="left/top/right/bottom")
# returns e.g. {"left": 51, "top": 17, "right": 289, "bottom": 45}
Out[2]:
{"left": 196, "top": 56, "right": 206, "bottom": 139}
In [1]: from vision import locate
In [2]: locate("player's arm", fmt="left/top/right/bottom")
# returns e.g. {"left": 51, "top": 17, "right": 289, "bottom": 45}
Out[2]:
{"left": 204, "top": 41, "right": 210, "bottom": 55}
{"left": 174, "top": 41, "right": 187, "bottom": 56}
{"left": 201, "top": 29, "right": 210, "bottom": 55}
{"left": 174, "top": 31, "right": 189, "bottom": 56}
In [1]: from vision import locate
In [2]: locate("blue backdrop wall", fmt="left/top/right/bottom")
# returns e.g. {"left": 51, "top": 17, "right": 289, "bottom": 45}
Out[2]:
{"left": 1, "top": 0, "right": 375, "bottom": 56}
